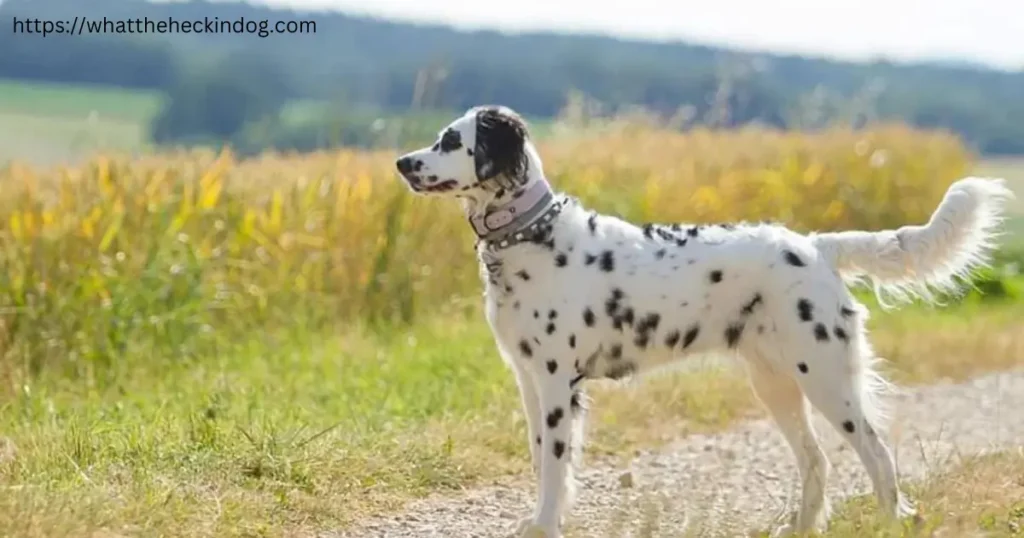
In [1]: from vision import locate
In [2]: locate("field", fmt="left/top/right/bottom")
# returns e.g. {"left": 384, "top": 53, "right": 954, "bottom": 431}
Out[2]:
{"left": 0, "top": 79, "right": 163, "bottom": 164}
{"left": 0, "top": 86, "right": 1023, "bottom": 537}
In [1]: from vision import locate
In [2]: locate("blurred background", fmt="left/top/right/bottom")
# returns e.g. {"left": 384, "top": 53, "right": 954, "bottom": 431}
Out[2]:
{"left": 1, "top": 0, "right": 1024, "bottom": 162}
{"left": 1, "top": 2, "right": 1024, "bottom": 536}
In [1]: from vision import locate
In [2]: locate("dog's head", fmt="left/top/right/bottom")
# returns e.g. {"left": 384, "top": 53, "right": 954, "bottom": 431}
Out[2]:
{"left": 395, "top": 105, "right": 531, "bottom": 199}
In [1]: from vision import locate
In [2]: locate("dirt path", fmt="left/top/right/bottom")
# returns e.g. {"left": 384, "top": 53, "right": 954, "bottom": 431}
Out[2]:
{"left": 332, "top": 370, "right": 1024, "bottom": 538}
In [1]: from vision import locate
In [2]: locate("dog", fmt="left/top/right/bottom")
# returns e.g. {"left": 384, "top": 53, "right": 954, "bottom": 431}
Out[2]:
{"left": 394, "top": 105, "right": 1013, "bottom": 537}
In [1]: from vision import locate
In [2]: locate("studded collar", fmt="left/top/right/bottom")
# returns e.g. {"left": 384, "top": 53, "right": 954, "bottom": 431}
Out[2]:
{"left": 469, "top": 179, "right": 563, "bottom": 251}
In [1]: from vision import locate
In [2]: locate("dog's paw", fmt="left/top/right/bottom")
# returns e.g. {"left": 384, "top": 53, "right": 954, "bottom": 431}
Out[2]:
{"left": 512, "top": 517, "right": 559, "bottom": 538}
{"left": 897, "top": 495, "right": 920, "bottom": 520}
{"left": 767, "top": 511, "right": 798, "bottom": 538}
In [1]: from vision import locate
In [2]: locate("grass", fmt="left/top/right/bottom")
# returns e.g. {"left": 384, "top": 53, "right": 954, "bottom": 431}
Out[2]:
{"left": 822, "top": 449, "right": 1024, "bottom": 537}
{"left": 0, "top": 78, "right": 165, "bottom": 164}
{"left": 0, "top": 290, "right": 1022, "bottom": 537}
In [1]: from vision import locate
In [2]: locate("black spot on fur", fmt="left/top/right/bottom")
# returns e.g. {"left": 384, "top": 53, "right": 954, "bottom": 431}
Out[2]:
{"left": 583, "top": 308, "right": 596, "bottom": 327}
{"left": 553, "top": 441, "right": 566, "bottom": 459}
{"left": 605, "top": 297, "right": 620, "bottom": 318}
{"left": 741, "top": 293, "right": 763, "bottom": 316}
{"left": 798, "top": 362, "right": 809, "bottom": 373}
{"left": 665, "top": 330, "right": 681, "bottom": 347}
{"left": 587, "top": 214, "right": 598, "bottom": 234}
{"left": 584, "top": 253, "right": 597, "bottom": 265}
{"left": 642, "top": 223, "right": 655, "bottom": 240}
{"left": 533, "top": 310, "right": 540, "bottom": 319}
{"left": 840, "top": 305, "right": 856, "bottom": 318}
{"left": 546, "top": 360, "right": 558, "bottom": 374}
{"left": 797, "top": 299, "right": 814, "bottom": 322}
{"left": 516, "top": 270, "right": 530, "bottom": 281}
{"left": 548, "top": 309, "right": 558, "bottom": 320}
{"left": 599, "top": 250, "right": 615, "bottom": 272}
{"left": 783, "top": 250, "right": 806, "bottom": 267}
{"left": 842, "top": 420, "right": 855, "bottom": 434}
{"left": 686, "top": 226, "right": 700, "bottom": 237}
{"left": 634, "top": 334, "right": 649, "bottom": 349}
{"left": 724, "top": 322, "right": 745, "bottom": 348}
{"left": 834, "top": 326, "right": 849, "bottom": 343}
{"left": 609, "top": 343, "right": 623, "bottom": 359}
{"left": 612, "top": 307, "right": 635, "bottom": 331}
{"left": 513, "top": 301, "right": 520, "bottom": 310}
{"left": 683, "top": 324, "right": 700, "bottom": 349}
{"left": 568, "top": 334, "right": 576, "bottom": 348}
{"left": 635, "top": 313, "right": 661, "bottom": 334}
{"left": 546, "top": 408, "right": 564, "bottom": 428}
{"left": 570, "top": 392, "right": 583, "bottom": 412}
{"left": 555, "top": 253, "right": 568, "bottom": 267}
{"left": 709, "top": 270, "right": 723, "bottom": 283}
{"left": 518, "top": 340, "right": 533, "bottom": 357}
{"left": 675, "top": 238, "right": 688, "bottom": 247}
{"left": 654, "top": 249, "right": 666, "bottom": 260}
{"left": 546, "top": 323, "right": 556, "bottom": 335}
{"left": 813, "top": 323, "right": 830, "bottom": 342}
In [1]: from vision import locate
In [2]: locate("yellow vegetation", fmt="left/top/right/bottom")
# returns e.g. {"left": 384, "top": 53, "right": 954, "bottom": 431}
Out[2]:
{"left": 0, "top": 122, "right": 971, "bottom": 382}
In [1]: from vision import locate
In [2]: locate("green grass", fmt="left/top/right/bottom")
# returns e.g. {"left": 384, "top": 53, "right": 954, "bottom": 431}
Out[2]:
{"left": 0, "top": 78, "right": 164, "bottom": 164}
{"left": 0, "top": 79, "right": 163, "bottom": 122}
{"left": 1, "top": 284, "right": 1022, "bottom": 537}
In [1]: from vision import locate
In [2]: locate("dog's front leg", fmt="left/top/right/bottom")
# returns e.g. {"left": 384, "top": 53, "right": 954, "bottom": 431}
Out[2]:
{"left": 515, "top": 368, "right": 573, "bottom": 538}
{"left": 510, "top": 359, "right": 543, "bottom": 476}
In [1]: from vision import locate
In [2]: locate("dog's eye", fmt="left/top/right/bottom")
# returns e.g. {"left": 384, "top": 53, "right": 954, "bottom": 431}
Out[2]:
{"left": 439, "top": 129, "right": 463, "bottom": 153}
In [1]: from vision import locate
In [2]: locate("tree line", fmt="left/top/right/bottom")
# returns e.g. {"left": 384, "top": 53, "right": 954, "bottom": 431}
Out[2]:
{"left": 3, "top": 0, "right": 1023, "bottom": 154}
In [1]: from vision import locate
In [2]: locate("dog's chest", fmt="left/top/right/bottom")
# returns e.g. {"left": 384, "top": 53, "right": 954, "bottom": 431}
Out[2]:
{"left": 481, "top": 255, "right": 586, "bottom": 339}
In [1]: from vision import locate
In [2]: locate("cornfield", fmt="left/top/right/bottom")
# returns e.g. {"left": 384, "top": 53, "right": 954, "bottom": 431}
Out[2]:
{"left": 0, "top": 121, "right": 971, "bottom": 384}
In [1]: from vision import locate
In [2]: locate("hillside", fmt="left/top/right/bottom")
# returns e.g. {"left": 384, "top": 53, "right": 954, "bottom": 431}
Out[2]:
{"left": 2, "top": 0, "right": 1024, "bottom": 154}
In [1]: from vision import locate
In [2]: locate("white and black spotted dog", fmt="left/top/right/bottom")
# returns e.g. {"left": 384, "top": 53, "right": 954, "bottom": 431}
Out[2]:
{"left": 394, "top": 105, "right": 1013, "bottom": 537}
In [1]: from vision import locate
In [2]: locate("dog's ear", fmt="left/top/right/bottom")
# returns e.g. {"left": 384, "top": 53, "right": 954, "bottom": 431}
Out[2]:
{"left": 474, "top": 106, "right": 529, "bottom": 185}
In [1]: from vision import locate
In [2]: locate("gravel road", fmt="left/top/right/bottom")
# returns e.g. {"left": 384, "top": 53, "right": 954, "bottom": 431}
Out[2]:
{"left": 333, "top": 369, "right": 1024, "bottom": 538}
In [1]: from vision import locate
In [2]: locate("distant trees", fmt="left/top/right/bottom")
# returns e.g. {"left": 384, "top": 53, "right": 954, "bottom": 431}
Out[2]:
{"left": 2, "top": 0, "right": 1023, "bottom": 154}
{"left": 149, "top": 53, "right": 291, "bottom": 145}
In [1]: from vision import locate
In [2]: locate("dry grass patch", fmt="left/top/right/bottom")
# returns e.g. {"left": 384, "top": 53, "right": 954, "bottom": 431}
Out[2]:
{"left": 826, "top": 449, "right": 1024, "bottom": 537}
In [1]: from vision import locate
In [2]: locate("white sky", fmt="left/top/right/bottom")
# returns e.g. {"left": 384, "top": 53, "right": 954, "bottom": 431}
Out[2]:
{"left": 252, "top": 0, "right": 1024, "bottom": 70}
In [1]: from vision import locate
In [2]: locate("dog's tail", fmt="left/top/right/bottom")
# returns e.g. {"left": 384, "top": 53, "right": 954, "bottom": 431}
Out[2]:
{"left": 811, "top": 177, "right": 1014, "bottom": 306}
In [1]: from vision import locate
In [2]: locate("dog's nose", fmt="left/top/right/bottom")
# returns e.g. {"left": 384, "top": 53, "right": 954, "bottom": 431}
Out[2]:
{"left": 396, "top": 156, "right": 414, "bottom": 175}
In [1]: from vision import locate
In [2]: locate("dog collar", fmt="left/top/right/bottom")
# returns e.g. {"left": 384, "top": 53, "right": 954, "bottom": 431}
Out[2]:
{"left": 469, "top": 180, "right": 562, "bottom": 249}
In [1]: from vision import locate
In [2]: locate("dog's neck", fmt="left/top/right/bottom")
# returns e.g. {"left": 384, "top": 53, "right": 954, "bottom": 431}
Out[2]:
{"left": 462, "top": 143, "right": 562, "bottom": 250}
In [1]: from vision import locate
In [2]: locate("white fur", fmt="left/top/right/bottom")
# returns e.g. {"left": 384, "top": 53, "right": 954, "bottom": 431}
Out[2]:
{"left": 395, "top": 106, "right": 1014, "bottom": 538}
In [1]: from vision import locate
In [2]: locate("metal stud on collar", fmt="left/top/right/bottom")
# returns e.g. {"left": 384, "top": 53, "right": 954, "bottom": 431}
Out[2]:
{"left": 489, "top": 200, "right": 563, "bottom": 251}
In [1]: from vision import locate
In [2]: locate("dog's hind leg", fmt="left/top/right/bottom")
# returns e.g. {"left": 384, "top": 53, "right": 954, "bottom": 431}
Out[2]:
{"left": 788, "top": 309, "right": 917, "bottom": 526}
{"left": 745, "top": 356, "right": 830, "bottom": 536}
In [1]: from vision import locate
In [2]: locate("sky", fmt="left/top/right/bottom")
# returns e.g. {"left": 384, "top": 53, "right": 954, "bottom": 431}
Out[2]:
{"left": 253, "top": 0, "right": 1024, "bottom": 70}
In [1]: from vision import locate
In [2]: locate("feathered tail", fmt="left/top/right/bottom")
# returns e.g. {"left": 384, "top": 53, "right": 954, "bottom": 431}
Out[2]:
{"left": 811, "top": 177, "right": 1015, "bottom": 306}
